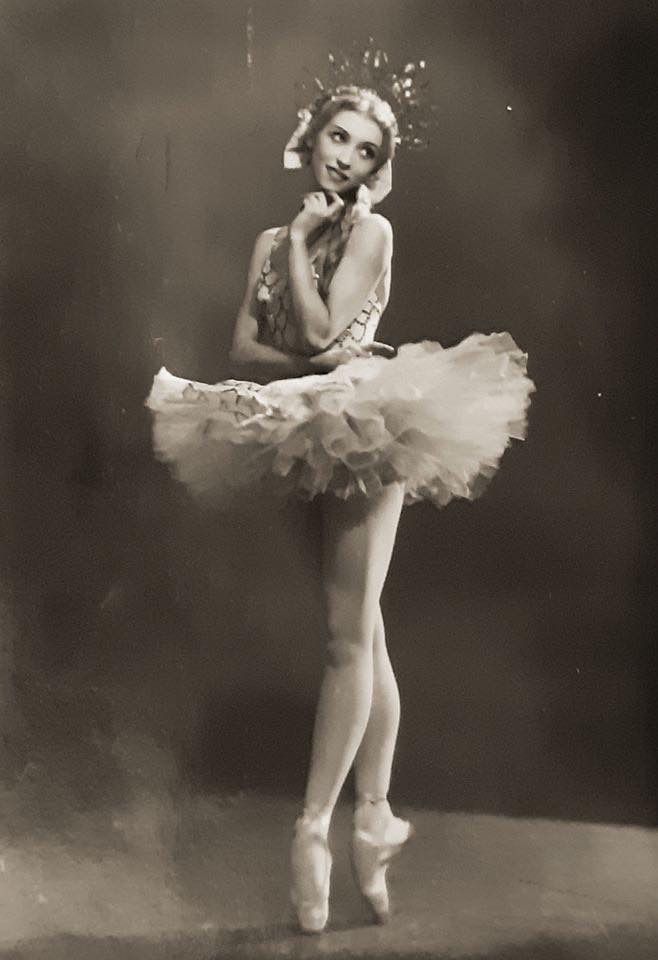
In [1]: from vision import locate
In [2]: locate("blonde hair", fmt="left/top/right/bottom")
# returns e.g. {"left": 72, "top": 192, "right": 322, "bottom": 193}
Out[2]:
{"left": 299, "top": 86, "right": 398, "bottom": 174}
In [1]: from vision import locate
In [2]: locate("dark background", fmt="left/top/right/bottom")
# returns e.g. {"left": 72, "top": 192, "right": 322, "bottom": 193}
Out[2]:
{"left": 1, "top": 0, "right": 655, "bottom": 844}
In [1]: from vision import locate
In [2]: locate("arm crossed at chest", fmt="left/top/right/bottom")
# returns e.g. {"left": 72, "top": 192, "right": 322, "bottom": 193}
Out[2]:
{"left": 288, "top": 213, "right": 393, "bottom": 354}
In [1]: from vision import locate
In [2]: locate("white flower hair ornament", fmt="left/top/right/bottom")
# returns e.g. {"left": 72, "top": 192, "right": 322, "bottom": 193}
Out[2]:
{"left": 283, "top": 108, "right": 314, "bottom": 170}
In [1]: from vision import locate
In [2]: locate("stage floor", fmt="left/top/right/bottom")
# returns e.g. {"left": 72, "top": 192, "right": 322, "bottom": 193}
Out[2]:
{"left": 1, "top": 793, "right": 657, "bottom": 959}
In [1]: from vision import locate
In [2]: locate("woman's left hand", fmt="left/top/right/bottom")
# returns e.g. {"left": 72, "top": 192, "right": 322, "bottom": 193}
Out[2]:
{"left": 308, "top": 343, "right": 367, "bottom": 372}
{"left": 290, "top": 191, "right": 344, "bottom": 241}
{"left": 365, "top": 341, "right": 397, "bottom": 358}
{"left": 308, "top": 341, "right": 395, "bottom": 372}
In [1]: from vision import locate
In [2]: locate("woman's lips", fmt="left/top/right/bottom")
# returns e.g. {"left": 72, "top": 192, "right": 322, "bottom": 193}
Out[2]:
{"left": 326, "top": 165, "right": 349, "bottom": 182}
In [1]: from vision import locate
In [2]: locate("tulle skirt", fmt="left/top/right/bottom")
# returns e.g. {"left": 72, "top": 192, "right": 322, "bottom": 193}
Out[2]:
{"left": 145, "top": 332, "right": 536, "bottom": 509}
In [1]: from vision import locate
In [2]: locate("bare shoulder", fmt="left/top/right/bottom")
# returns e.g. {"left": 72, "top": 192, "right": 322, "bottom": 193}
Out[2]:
{"left": 350, "top": 212, "right": 393, "bottom": 248}
{"left": 366, "top": 212, "right": 393, "bottom": 236}
{"left": 248, "top": 226, "right": 280, "bottom": 269}
{"left": 344, "top": 214, "right": 393, "bottom": 272}
{"left": 255, "top": 225, "right": 280, "bottom": 252}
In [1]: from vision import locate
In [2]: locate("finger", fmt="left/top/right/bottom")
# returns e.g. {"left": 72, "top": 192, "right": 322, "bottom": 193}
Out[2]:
{"left": 333, "top": 348, "right": 356, "bottom": 363}
{"left": 326, "top": 192, "right": 345, "bottom": 213}
{"left": 370, "top": 341, "right": 396, "bottom": 354}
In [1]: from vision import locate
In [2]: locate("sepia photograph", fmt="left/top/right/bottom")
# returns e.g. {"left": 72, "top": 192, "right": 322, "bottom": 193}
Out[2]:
{"left": 1, "top": 1, "right": 655, "bottom": 957}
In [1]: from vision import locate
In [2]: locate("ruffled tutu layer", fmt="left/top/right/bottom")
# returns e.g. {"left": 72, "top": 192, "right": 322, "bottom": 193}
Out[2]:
{"left": 145, "top": 332, "right": 536, "bottom": 508}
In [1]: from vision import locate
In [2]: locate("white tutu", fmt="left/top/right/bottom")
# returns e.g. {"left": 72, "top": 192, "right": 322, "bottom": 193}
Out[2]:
{"left": 145, "top": 331, "right": 535, "bottom": 509}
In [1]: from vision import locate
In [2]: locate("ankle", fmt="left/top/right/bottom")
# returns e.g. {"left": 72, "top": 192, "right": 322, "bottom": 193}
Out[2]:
{"left": 297, "top": 805, "right": 332, "bottom": 840}
{"left": 355, "top": 792, "right": 388, "bottom": 806}
{"left": 354, "top": 794, "right": 392, "bottom": 831}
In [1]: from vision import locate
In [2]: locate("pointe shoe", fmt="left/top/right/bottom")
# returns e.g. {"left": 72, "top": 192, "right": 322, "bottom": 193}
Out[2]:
{"left": 290, "top": 815, "right": 332, "bottom": 934}
{"left": 350, "top": 802, "right": 414, "bottom": 924}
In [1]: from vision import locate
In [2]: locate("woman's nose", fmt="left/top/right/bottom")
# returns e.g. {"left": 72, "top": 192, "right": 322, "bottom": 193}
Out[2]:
{"left": 336, "top": 156, "right": 351, "bottom": 171}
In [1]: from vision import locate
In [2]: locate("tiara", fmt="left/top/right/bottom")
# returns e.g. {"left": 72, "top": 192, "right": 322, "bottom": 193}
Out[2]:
{"left": 293, "top": 37, "right": 437, "bottom": 150}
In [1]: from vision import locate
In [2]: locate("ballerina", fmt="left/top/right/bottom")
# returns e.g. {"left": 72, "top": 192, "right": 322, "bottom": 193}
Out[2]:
{"left": 146, "top": 48, "right": 535, "bottom": 934}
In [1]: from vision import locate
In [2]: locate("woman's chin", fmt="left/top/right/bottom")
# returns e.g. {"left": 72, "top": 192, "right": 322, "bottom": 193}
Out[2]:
{"left": 320, "top": 180, "right": 351, "bottom": 195}
{"left": 312, "top": 170, "right": 351, "bottom": 193}
{"left": 319, "top": 181, "right": 358, "bottom": 201}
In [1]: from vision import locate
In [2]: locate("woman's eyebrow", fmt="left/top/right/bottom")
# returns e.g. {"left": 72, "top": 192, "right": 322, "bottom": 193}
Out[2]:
{"left": 332, "top": 124, "right": 379, "bottom": 149}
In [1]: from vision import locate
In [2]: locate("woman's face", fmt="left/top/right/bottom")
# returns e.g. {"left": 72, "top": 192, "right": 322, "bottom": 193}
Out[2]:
{"left": 310, "top": 108, "right": 384, "bottom": 194}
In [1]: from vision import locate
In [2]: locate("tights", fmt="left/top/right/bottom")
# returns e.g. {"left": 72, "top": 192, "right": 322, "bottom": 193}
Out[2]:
{"left": 302, "top": 482, "right": 405, "bottom": 837}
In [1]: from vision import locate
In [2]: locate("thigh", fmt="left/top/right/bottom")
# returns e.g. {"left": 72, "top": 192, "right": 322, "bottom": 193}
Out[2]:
{"left": 319, "top": 482, "right": 405, "bottom": 616}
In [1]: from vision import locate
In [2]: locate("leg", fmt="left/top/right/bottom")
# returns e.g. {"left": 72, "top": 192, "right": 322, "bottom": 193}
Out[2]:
{"left": 302, "top": 481, "right": 405, "bottom": 830}
{"left": 352, "top": 606, "right": 401, "bottom": 832}
{"left": 349, "top": 609, "right": 412, "bottom": 925}
{"left": 290, "top": 481, "right": 405, "bottom": 932}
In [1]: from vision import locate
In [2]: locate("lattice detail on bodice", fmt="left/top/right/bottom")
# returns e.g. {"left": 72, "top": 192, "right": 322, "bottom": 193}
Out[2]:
{"left": 255, "top": 215, "right": 383, "bottom": 355}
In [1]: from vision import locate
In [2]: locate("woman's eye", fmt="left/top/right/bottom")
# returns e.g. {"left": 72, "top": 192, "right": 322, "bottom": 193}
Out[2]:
{"left": 330, "top": 130, "right": 346, "bottom": 142}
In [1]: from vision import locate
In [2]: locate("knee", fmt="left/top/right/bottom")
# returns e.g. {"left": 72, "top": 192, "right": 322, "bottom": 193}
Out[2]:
{"left": 324, "top": 598, "right": 373, "bottom": 668}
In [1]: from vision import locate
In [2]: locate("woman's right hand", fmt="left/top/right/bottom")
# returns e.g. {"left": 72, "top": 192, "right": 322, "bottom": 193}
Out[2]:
{"left": 290, "top": 191, "right": 345, "bottom": 243}
{"left": 308, "top": 341, "right": 396, "bottom": 372}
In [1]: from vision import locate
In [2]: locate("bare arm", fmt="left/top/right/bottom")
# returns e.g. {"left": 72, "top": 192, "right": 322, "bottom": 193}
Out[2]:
{"left": 288, "top": 212, "right": 393, "bottom": 352}
{"left": 228, "top": 229, "right": 319, "bottom": 383}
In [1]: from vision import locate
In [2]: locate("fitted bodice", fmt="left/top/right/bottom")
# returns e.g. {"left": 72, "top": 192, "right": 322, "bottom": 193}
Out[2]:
{"left": 255, "top": 214, "right": 385, "bottom": 356}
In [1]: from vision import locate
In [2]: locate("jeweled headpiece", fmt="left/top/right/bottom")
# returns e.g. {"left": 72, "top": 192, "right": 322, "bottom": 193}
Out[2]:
{"left": 284, "top": 38, "right": 435, "bottom": 167}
